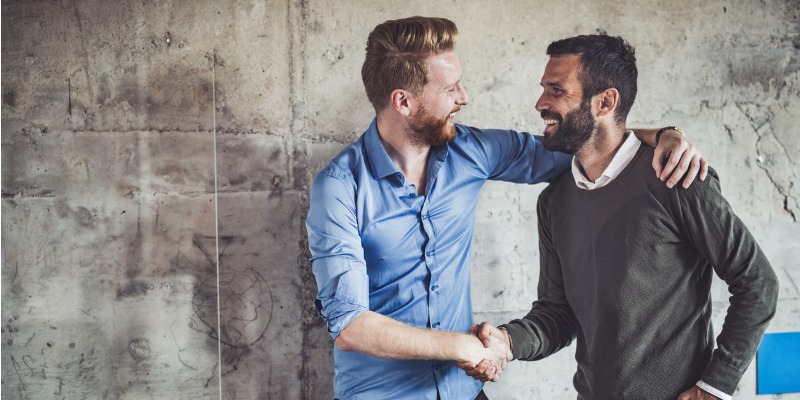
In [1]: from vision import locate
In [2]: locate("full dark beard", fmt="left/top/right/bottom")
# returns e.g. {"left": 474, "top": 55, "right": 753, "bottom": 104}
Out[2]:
{"left": 542, "top": 98, "right": 595, "bottom": 154}
{"left": 408, "top": 105, "right": 456, "bottom": 147}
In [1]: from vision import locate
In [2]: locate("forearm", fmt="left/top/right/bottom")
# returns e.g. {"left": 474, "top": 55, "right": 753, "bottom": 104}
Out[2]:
{"left": 702, "top": 252, "right": 778, "bottom": 393}
{"left": 502, "top": 300, "right": 577, "bottom": 361}
{"left": 677, "top": 174, "right": 779, "bottom": 393}
{"left": 336, "top": 311, "right": 485, "bottom": 363}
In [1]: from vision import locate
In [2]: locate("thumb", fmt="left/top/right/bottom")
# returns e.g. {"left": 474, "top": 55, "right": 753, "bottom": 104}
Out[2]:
{"left": 653, "top": 145, "right": 665, "bottom": 177}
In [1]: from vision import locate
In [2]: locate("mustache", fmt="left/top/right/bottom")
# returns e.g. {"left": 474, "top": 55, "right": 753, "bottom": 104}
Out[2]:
{"left": 540, "top": 110, "right": 561, "bottom": 121}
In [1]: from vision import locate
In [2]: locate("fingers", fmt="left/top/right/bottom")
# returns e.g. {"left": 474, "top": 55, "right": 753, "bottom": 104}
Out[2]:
{"left": 699, "top": 157, "right": 708, "bottom": 181}
{"left": 462, "top": 359, "right": 495, "bottom": 382}
{"left": 467, "top": 323, "right": 479, "bottom": 335}
{"left": 662, "top": 144, "right": 691, "bottom": 187}
{"left": 652, "top": 144, "right": 666, "bottom": 178}
{"left": 675, "top": 386, "right": 693, "bottom": 400}
{"left": 476, "top": 322, "right": 497, "bottom": 345}
{"left": 460, "top": 359, "right": 505, "bottom": 383}
{"left": 455, "top": 361, "right": 474, "bottom": 370}
{"left": 681, "top": 153, "right": 703, "bottom": 188}
{"left": 653, "top": 130, "right": 709, "bottom": 189}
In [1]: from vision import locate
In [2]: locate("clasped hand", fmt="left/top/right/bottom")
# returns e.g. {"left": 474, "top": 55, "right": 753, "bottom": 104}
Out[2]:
{"left": 456, "top": 322, "right": 513, "bottom": 382}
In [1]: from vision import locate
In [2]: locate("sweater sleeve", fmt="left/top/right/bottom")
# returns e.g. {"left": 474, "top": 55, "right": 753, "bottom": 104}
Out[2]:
{"left": 502, "top": 186, "right": 579, "bottom": 361}
{"left": 673, "top": 169, "right": 779, "bottom": 395}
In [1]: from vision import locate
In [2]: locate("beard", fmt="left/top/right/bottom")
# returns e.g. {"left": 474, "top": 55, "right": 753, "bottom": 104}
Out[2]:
{"left": 407, "top": 104, "right": 457, "bottom": 147}
{"left": 541, "top": 98, "right": 595, "bottom": 154}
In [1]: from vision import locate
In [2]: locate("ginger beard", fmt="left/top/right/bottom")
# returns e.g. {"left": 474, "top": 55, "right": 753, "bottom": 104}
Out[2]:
{"left": 407, "top": 103, "right": 458, "bottom": 147}
{"left": 542, "top": 97, "right": 596, "bottom": 154}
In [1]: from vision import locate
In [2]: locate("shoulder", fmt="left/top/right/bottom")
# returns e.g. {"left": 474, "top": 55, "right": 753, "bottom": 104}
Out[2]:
{"left": 538, "top": 172, "right": 575, "bottom": 209}
{"left": 310, "top": 141, "right": 365, "bottom": 202}
{"left": 635, "top": 145, "right": 721, "bottom": 198}
{"left": 314, "top": 141, "right": 364, "bottom": 183}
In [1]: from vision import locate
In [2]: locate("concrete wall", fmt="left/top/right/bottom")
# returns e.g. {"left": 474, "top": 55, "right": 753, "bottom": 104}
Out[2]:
{"left": 1, "top": 0, "right": 798, "bottom": 399}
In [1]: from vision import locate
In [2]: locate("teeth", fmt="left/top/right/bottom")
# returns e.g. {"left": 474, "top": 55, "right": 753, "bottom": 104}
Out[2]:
{"left": 543, "top": 119, "right": 558, "bottom": 125}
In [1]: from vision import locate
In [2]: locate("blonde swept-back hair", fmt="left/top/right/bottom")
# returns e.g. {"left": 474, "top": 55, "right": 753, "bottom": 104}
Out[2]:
{"left": 361, "top": 16, "right": 458, "bottom": 112}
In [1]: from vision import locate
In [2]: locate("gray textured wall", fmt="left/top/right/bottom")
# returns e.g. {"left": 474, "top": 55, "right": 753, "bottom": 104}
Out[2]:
{"left": 1, "top": 0, "right": 798, "bottom": 399}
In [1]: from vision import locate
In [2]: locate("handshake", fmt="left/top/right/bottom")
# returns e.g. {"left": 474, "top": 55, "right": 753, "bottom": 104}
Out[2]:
{"left": 455, "top": 322, "right": 514, "bottom": 383}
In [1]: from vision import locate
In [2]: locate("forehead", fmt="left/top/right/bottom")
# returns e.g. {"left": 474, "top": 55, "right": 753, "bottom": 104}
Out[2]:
{"left": 426, "top": 50, "right": 462, "bottom": 85}
{"left": 541, "top": 54, "right": 582, "bottom": 85}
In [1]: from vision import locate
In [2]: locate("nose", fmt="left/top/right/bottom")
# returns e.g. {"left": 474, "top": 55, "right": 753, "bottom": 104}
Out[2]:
{"left": 535, "top": 93, "right": 547, "bottom": 112}
{"left": 457, "top": 82, "right": 470, "bottom": 106}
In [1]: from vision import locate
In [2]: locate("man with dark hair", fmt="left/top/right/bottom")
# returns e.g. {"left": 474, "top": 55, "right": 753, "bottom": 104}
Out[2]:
{"left": 307, "top": 18, "right": 709, "bottom": 399}
{"left": 461, "top": 35, "right": 779, "bottom": 400}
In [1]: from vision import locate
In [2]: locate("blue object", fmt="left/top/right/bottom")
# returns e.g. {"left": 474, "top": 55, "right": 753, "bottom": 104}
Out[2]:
{"left": 757, "top": 332, "right": 800, "bottom": 394}
{"left": 307, "top": 119, "right": 572, "bottom": 399}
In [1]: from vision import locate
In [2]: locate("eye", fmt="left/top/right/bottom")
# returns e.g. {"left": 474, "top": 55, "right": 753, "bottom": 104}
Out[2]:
{"left": 447, "top": 86, "right": 456, "bottom": 93}
{"left": 552, "top": 87, "right": 563, "bottom": 95}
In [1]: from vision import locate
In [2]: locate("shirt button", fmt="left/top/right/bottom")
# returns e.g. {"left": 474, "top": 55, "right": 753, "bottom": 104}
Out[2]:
{"left": 426, "top": 251, "right": 434, "bottom": 257}
{"left": 431, "top": 284, "right": 439, "bottom": 291}
{"left": 432, "top": 322, "right": 440, "bottom": 328}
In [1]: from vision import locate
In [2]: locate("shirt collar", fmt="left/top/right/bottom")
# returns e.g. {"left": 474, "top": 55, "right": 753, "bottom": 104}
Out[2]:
{"left": 571, "top": 130, "right": 641, "bottom": 190}
{"left": 364, "top": 118, "right": 401, "bottom": 179}
{"left": 363, "top": 118, "right": 452, "bottom": 182}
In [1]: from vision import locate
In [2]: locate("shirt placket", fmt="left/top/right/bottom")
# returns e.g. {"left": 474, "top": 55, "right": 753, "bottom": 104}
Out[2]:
{"left": 419, "top": 200, "right": 440, "bottom": 330}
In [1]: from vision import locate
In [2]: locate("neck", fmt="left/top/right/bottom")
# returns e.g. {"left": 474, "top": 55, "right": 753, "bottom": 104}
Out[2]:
{"left": 574, "top": 124, "right": 627, "bottom": 182}
{"left": 376, "top": 113, "right": 431, "bottom": 193}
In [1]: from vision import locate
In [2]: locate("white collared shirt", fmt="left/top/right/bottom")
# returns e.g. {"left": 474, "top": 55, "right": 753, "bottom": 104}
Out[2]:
{"left": 571, "top": 130, "right": 641, "bottom": 190}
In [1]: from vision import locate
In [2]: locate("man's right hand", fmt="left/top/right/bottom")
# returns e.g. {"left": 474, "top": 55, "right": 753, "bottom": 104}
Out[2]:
{"left": 456, "top": 322, "right": 513, "bottom": 382}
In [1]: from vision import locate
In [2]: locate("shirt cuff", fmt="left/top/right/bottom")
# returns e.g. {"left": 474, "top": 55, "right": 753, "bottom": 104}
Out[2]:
{"left": 696, "top": 380, "right": 732, "bottom": 400}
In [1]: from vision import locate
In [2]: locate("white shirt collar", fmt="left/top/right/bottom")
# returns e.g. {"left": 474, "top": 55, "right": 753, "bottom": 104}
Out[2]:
{"left": 571, "top": 131, "right": 641, "bottom": 190}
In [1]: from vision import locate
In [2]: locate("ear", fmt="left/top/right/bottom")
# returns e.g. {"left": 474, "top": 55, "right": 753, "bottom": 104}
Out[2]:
{"left": 595, "top": 88, "right": 619, "bottom": 118}
{"left": 389, "top": 89, "right": 413, "bottom": 117}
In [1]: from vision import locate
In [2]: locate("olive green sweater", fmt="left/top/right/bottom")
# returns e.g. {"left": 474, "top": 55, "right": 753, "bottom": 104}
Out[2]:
{"left": 504, "top": 146, "right": 778, "bottom": 399}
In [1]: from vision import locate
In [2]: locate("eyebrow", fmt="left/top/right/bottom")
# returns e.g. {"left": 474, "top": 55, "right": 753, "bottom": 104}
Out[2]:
{"left": 448, "top": 75, "right": 463, "bottom": 88}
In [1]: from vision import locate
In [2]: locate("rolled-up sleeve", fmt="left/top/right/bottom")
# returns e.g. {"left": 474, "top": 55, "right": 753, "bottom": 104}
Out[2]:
{"left": 306, "top": 167, "right": 369, "bottom": 339}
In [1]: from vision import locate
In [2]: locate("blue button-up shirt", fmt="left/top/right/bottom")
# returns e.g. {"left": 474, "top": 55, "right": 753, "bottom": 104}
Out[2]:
{"left": 306, "top": 119, "right": 571, "bottom": 399}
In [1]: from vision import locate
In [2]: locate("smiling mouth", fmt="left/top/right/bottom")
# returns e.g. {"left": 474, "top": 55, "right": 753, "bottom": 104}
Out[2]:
{"left": 447, "top": 110, "right": 459, "bottom": 123}
{"left": 543, "top": 118, "right": 559, "bottom": 132}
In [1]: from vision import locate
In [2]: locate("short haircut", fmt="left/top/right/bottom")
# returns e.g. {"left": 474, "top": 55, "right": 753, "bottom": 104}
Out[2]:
{"left": 547, "top": 35, "right": 638, "bottom": 124}
{"left": 361, "top": 16, "right": 458, "bottom": 112}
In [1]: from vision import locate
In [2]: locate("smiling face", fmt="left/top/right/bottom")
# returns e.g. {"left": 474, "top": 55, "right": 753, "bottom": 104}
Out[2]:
{"left": 407, "top": 50, "right": 469, "bottom": 147}
{"left": 535, "top": 55, "right": 596, "bottom": 154}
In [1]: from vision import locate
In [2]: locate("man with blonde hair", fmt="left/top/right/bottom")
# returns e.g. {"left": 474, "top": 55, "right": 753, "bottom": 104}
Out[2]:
{"left": 306, "top": 17, "right": 707, "bottom": 399}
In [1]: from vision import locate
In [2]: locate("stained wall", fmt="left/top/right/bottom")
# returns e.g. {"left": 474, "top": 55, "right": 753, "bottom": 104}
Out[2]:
{"left": 2, "top": 1, "right": 798, "bottom": 399}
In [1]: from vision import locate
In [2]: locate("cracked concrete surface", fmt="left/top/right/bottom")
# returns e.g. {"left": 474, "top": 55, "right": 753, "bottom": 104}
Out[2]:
{"left": 2, "top": 0, "right": 799, "bottom": 399}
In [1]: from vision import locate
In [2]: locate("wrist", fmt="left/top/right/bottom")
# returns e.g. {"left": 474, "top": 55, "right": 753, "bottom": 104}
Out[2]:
{"left": 655, "top": 126, "right": 684, "bottom": 144}
{"left": 498, "top": 326, "right": 513, "bottom": 357}
{"left": 456, "top": 333, "right": 484, "bottom": 363}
